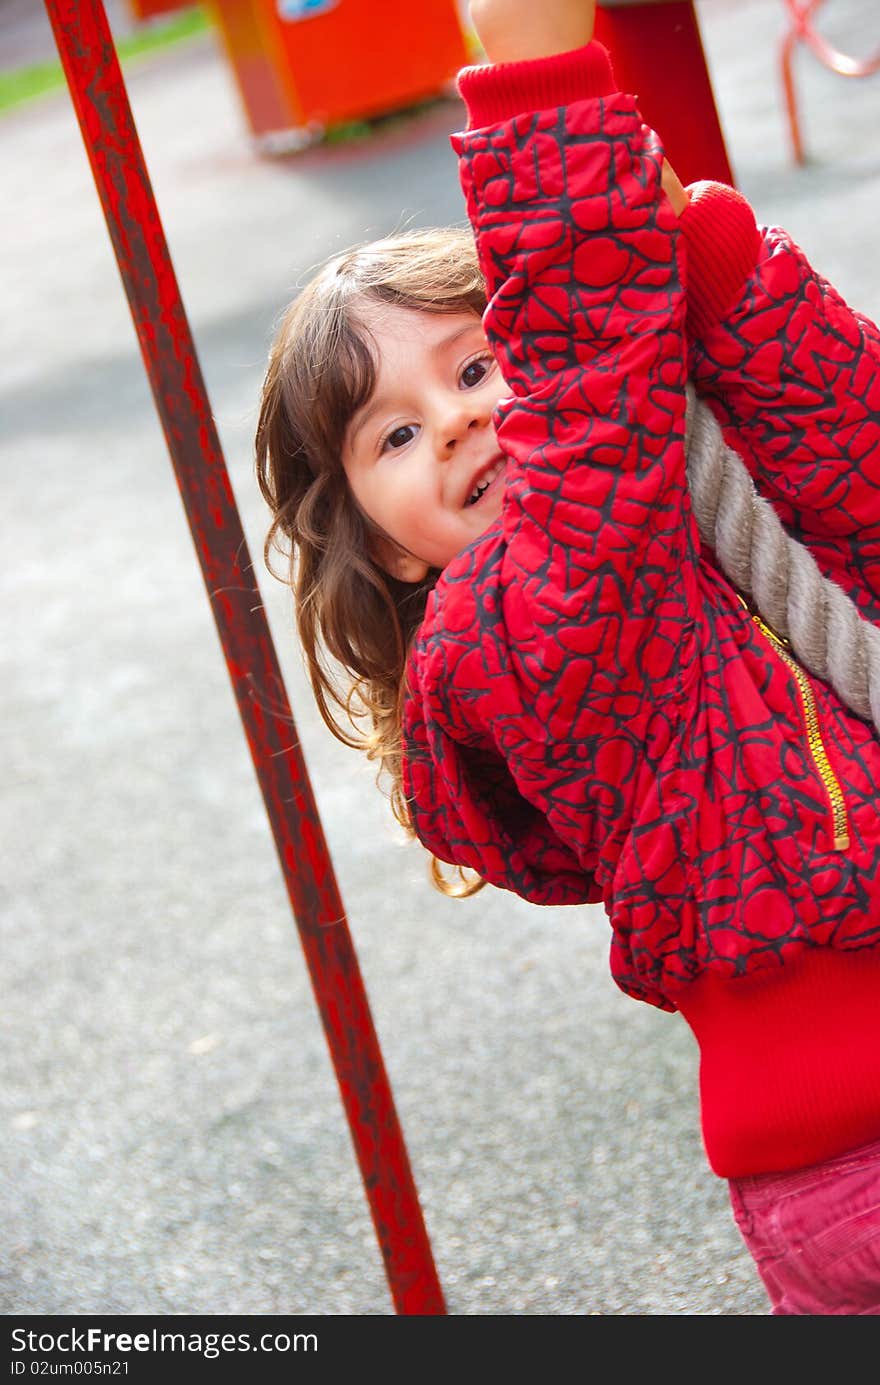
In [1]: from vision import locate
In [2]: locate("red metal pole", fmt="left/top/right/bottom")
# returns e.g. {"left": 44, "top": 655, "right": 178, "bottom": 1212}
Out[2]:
{"left": 43, "top": 0, "right": 446, "bottom": 1316}
{"left": 595, "top": 1, "right": 735, "bottom": 188}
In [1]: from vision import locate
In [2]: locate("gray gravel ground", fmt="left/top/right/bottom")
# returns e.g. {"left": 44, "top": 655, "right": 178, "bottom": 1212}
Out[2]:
{"left": 3, "top": 0, "right": 879, "bottom": 1317}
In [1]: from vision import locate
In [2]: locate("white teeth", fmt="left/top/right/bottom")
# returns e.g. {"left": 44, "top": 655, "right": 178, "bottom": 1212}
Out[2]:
{"left": 467, "top": 459, "right": 504, "bottom": 506}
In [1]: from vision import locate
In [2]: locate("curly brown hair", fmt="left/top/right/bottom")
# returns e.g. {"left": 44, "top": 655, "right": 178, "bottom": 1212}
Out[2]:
{"left": 255, "top": 227, "right": 488, "bottom": 892}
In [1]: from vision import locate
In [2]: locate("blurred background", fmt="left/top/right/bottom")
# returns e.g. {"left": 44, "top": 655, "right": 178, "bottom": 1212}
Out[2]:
{"left": 2, "top": 0, "right": 879, "bottom": 1317}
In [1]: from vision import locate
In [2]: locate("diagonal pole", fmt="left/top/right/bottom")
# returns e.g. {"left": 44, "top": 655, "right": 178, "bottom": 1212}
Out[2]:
{"left": 595, "top": 2, "right": 734, "bottom": 188}
{"left": 43, "top": 0, "right": 446, "bottom": 1317}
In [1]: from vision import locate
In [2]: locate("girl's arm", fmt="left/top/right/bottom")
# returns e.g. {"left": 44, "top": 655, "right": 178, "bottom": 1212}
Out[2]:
{"left": 456, "top": 17, "right": 699, "bottom": 721}
{"left": 468, "top": 0, "right": 595, "bottom": 63}
{"left": 406, "top": 9, "right": 702, "bottom": 895}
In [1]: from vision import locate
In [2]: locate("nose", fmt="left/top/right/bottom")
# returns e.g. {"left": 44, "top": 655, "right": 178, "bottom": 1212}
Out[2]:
{"left": 434, "top": 393, "right": 491, "bottom": 458}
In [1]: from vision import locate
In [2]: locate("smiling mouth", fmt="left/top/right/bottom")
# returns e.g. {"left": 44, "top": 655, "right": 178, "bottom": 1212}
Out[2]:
{"left": 466, "top": 458, "right": 505, "bottom": 506}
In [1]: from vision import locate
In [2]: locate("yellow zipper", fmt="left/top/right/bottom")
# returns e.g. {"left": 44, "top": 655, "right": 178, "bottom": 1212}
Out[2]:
{"left": 738, "top": 597, "right": 850, "bottom": 851}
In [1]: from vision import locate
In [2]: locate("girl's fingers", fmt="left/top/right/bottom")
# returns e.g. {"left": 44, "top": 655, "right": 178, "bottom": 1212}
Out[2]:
{"left": 662, "top": 160, "right": 690, "bottom": 216}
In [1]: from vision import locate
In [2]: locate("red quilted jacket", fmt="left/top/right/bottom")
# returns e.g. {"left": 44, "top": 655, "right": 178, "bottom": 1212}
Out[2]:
{"left": 400, "top": 43, "right": 880, "bottom": 1177}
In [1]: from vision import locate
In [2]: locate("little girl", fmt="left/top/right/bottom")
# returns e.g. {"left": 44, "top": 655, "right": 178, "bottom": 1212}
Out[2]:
{"left": 256, "top": 0, "right": 880, "bottom": 1313}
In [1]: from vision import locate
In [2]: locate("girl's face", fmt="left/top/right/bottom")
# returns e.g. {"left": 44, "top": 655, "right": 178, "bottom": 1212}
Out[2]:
{"left": 342, "top": 300, "right": 509, "bottom": 582}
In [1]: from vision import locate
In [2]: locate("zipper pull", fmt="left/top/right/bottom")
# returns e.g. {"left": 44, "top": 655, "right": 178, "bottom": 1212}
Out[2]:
{"left": 752, "top": 612, "right": 792, "bottom": 651}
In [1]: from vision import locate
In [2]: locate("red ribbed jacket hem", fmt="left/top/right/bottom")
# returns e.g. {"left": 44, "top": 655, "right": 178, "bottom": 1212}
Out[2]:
{"left": 669, "top": 949, "right": 880, "bottom": 1178}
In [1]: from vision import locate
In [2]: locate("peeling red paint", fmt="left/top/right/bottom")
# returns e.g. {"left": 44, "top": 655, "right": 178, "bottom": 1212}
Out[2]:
{"left": 44, "top": 0, "right": 446, "bottom": 1317}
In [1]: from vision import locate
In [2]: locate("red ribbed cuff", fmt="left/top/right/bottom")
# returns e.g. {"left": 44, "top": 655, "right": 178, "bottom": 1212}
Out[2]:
{"left": 680, "top": 180, "right": 762, "bottom": 340}
{"left": 455, "top": 41, "right": 617, "bottom": 129}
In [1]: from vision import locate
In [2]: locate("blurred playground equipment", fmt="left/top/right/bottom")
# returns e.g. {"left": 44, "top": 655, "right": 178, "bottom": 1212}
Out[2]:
{"left": 125, "top": 1, "right": 735, "bottom": 177}
{"left": 780, "top": 0, "right": 880, "bottom": 163}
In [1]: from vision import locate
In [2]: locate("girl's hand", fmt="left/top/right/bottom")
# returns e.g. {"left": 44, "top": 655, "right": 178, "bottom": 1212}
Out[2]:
{"left": 469, "top": 0, "right": 596, "bottom": 64}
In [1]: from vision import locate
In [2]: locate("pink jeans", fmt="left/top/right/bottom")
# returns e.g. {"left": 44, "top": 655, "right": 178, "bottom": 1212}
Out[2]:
{"left": 728, "top": 1137, "right": 880, "bottom": 1314}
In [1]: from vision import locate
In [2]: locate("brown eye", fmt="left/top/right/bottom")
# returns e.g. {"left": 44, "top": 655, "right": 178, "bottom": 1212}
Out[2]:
{"left": 383, "top": 424, "right": 416, "bottom": 451}
{"left": 460, "top": 358, "right": 491, "bottom": 389}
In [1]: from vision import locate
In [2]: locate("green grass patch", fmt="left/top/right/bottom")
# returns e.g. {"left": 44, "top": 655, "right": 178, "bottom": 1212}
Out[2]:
{"left": 0, "top": 5, "right": 209, "bottom": 113}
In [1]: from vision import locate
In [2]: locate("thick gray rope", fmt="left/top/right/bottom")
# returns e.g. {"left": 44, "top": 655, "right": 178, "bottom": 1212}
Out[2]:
{"left": 685, "top": 386, "right": 880, "bottom": 733}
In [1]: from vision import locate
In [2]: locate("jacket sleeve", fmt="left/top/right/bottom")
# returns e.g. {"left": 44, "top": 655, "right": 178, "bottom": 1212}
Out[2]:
{"left": 404, "top": 664, "right": 604, "bottom": 906}
{"left": 685, "top": 190, "right": 880, "bottom": 609}
{"left": 449, "top": 50, "right": 701, "bottom": 755}
{"left": 400, "top": 46, "right": 705, "bottom": 899}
